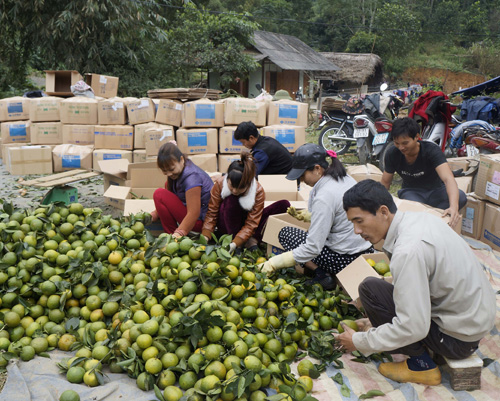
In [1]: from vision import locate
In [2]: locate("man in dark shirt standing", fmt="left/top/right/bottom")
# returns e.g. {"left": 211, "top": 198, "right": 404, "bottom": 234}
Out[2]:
{"left": 234, "top": 121, "right": 293, "bottom": 175}
{"left": 381, "top": 117, "right": 466, "bottom": 227}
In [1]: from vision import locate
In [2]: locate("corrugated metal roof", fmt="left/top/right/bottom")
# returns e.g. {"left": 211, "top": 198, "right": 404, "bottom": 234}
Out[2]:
{"left": 252, "top": 31, "right": 340, "bottom": 72}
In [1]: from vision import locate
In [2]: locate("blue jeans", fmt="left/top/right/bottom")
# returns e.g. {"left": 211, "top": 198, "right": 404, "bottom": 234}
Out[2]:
{"left": 398, "top": 185, "right": 467, "bottom": 210}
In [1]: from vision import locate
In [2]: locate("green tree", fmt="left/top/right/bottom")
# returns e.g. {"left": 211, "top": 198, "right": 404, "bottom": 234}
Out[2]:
{"left": 165, "top": 5, "right": 259, "bottom": 88}
{"left": 345, "top": 31, "right": 378, "bottom": 53}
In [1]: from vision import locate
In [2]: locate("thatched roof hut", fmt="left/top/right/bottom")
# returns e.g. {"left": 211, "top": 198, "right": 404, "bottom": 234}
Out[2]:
{"left": 320, "top": 53, "right": 384, "bottom": 89}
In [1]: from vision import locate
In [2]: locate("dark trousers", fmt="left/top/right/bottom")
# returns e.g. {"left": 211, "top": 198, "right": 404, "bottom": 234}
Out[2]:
{"left": 359, "top": 277, "right": 479, "bottom": 359}
{"left": 218, "top": 196, "right": 290, "bottom": 242}
{"left": 398, "top": 185, "right": 467, "bottom": 211}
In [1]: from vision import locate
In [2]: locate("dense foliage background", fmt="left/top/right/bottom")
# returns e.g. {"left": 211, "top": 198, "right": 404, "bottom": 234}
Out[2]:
{"left": 1, "top": 0, "right": 499, "bottom": 97}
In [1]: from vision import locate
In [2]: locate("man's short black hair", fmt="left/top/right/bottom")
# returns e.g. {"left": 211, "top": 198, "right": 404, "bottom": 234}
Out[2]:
{"left": 343, "top": 179, "right": 397, "bottom": 215}
{"left": 234, "top": 121, "right": 259, "bottom": 141}
{"left": 391, "top": 117, "right": 421, "bottom": 140}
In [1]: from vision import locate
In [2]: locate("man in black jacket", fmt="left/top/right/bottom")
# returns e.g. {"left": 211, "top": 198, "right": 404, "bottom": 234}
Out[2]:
{"left": 234, "top": 121, "right": 293, "bottom": 175}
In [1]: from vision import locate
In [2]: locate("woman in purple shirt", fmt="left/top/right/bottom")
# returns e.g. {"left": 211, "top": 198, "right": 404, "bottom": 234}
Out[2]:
{"left": 152, "top": 143, "right": 213, "bottom": 237}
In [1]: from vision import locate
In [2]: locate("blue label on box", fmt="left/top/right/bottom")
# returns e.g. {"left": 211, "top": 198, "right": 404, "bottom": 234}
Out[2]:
{"left": 466, "top": 207, "right": 475, "bottom": 220}
{"left": 8, "top": 102, "right": 23, "bottom": 113}
{"left": 484, "top": 229, "right": 500, "bottom": 247}
{"left": 9, "top": 126, "right": 27, "bottom": 137}
{"left": 275, "top": 129, "right": 295, "bottom": 144}
{"left": 278, "top": 104, "right": 298, "bottom": 119}
{"left": 231, "top": 133, "right": 241, "bottom": 146}
{"left": 104, "top": 153, "right": 122, "bottom": 160}
{"left": 195, "top": 104, "right": 215, "bottom": 120}
{"left": 187, "top": 132, "right": 208, "bottom": 147}
{"left": 62, "top": 155, "right": 81, "bottom": 168}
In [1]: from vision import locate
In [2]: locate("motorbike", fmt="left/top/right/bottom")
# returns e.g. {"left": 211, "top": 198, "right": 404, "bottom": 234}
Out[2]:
{"left": 294, "top": 87, "right": 304, "bottom": 102}
{"left": 317, "top": 108, "right": 357, "bottom": 155}
{"left": 463, "top": 125, "right": 500, "bottom": 155}
{"left": 449, "top": 120, "right": 496, "bottom": 157}
{"left": 354, "top": 84, "right": 403, "bottom": 170}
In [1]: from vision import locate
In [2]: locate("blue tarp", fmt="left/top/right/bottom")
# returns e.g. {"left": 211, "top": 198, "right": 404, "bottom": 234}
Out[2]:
{"left": 451, "top": 75, "right": 500, "bottom": 98}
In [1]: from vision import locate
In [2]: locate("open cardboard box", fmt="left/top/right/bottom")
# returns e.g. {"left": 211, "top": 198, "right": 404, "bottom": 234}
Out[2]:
{"left": 336, "top": 252, "right": 389, "bottom": 303}
{"left": 262, "top": 212, "right": 310, "bottom": 250}
{"left": 99, "top": 159, "right": 165, "bottom": 209}
{"left": 258, "top": 175, "right": 308, "bottom": 202}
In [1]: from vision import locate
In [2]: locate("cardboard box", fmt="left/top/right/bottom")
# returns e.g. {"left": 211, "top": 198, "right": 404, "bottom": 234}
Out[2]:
{"left": 6, "top": 145, "right": 53, "bottom": 175}
{"left": 133, "top": 123, "right": 171, "bottom": 149}
{"left": 267, "top": 99, "right": 308, "bottom": 126}
{"left": 189, "top": 154, "right": 217, "bottom": 172}
{"left": 127, "top": 98, "right": 156, "bottom": 125}
{"left": 224, "top": 98, "right": 266, "bottom": 127}
{"left": 45, "top": 70, "right": 82, "bottom": 96}
{"left": 1, "top": 143, "right": 19, "bottom": 162}
{"left": 97, "top": 98, "right": 127, "bottom": 125}
{"left": 258, "top": 175, "right": 301, "bottom": 201}
{"left": 182, "top": 99, "right": 224, "bottom": 128}
{"left": 347, "top": 164, "right": 383, "bottom": 182}
{"left": 93, "top": 150, "right": 133, "bottom": 172}
{"left": 336, "top": 253, "right": 389, "bottom": 302}
{"left": 52, "top": 144, "right": 93, "bottom": 172}
{"left": 85, "top": 73, "right": 119, "bottom": 98}
{"left": 145, "top": 126, "right": 175, "bottom": 157}
{"left": 99, "top": 159, "right": 164, "bottom": 209}
{"left": 0, "top": 97, "right": 31, "bottom": 121}
{"left": 29, "top": 97, "right": 62, "bottom": 122}
{"left": 60, "top": 97, "right": 98, "bottom": 125}
{"left": 480, "top": 203, "right": 500, "bottom": 252}
{"left": 94, "top": 125, "right": 134, "bottom": 150}
{"left": 1, "top": 121, "right": 30, "bottom": 144}
{"left": 30, "top": 122, "right": 63, "bottom": 145}
{"left": 262, "top": 212, "right": 310, "bottom": 251}
{"left": 62, "top": 124, "right": 95, "bottom": 145}
{"left": 461, "top": 195, "right": 485, "bottom": 239}
{"left": 155, "top": 100, "right": 183, "bottom": 127}
{"left": 218, "top": 154, "right": 241, "bottom": 173}
{"left": 262, "top": 125, "right": 306, "bottom": 153}
{"left": 447, "top": 156, "right": 473, "bottom": 172}
{"left": 455, "top": 176, "right": 473, "bottom": 194}
{"left": 474, "top": 154, "right": 500, "bottom": 206}
{"left": 219, "top": 126, "right": 246, "bottom": 154}
{"left": 133, "top": 149, "right": 148, "bottom": 163}
{"left": 176, "top": 128, "right": 218, "bottom": 155}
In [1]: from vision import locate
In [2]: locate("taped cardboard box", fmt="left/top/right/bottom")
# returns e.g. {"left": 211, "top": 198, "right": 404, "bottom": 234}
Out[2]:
{"left": 182, "top": 99, "right": 224, "bottom": 128}
{"left": 103, "top": 185, "right": 158, "bottom": 210}
{"left": 267, "top": 99, "right": 308, "bottom": 126}
{"left": 45, "top": 70, "right": 82, "bottom": 96}
{"left": 6, "top": 145, "right": 53, "bottom": 175}
{"left": 85, "top": 73, "right": 119, "bottom": 98}
{"left": 336, "top": 253, "right": 389, "bottom": 302}
{"left": 134, "top": 123, "right": 172, "bottom": 149}
{"left": 223, "top": 98, "right": 266, "bottom": 127}
{"left": 60, "top": 97, "right": 98, "bottom": 125}
{"left": 93, "top": 150, "right": 133, "bottom": 172}
{"left": 127, "top": 98, "right": 156, "bottom": 125}
{"left": 1, "top": 143, "right": 19, "bottom": 162}
{"left": 461, "top": 195, "right": 485, "bottom": 239}
{"left": 347, "top": 164, "right": 383, "bottom": 182}
{"left": 155, "top": 99, "right": 183, "bottom": 127}
{"left": 31, "top": 122, "right": 63, "bottom": 145}
{"left": 1, "top": 121, "right": 30, "bottom": 144}
{"left": 94, "top": 125, "right": 134, "bottom": 150}
{"left": 219, "top": 126, "right": 246, "bottom": 154}
{"left": 145, "top": 126, "right": 175, "bottom": 157}
{"left": 29, "top": 97, "right": 62, "bottom": 122}
{"left": 53, "top": 144, "right": 93, "bottom": 172}
{"left": 447, "top": 156, "right": 478, "bottom": 172}
{"left": 0, "top": 97, "right": 31, "bottom": 121}
{"left": 262, "top": 125, "right": 305, "bottom": 153}
{"left": 176, "top": 128, "right": 218, "bottom": 155}
{"left": 218, "top": 154, "right": 240, "bottom": 173}
{"left": 190, "top": 154, "right": 217, "bottom": 172}
{"left": 97, "top": 98, "right": 128, "bottom": 125}
{"left": 62, "top": 124, "right": 95, "bottom": 145}
{"left": 133, "top": 150, "right": 148, "bottom": 163}
{"left": 474, "top": 154, "right": 500, "bottom": 206}
{"left": 480, "top": 202, "right": 500, "bottom": 252}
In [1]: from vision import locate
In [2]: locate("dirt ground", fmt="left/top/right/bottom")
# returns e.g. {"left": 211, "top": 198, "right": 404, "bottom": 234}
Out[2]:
{"left": 0, "top": 160, "right": 122, "bottom": 218}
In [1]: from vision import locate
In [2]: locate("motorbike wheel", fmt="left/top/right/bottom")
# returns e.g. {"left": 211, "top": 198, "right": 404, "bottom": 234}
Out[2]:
{"left": 378, "top": 142, "right": 395, "bottom": 172}
{"left": 318, "top": 125, "right": 351, "bottom": 155}
{"left": 357, "top": 140, "right": 370, "bottom": 165}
